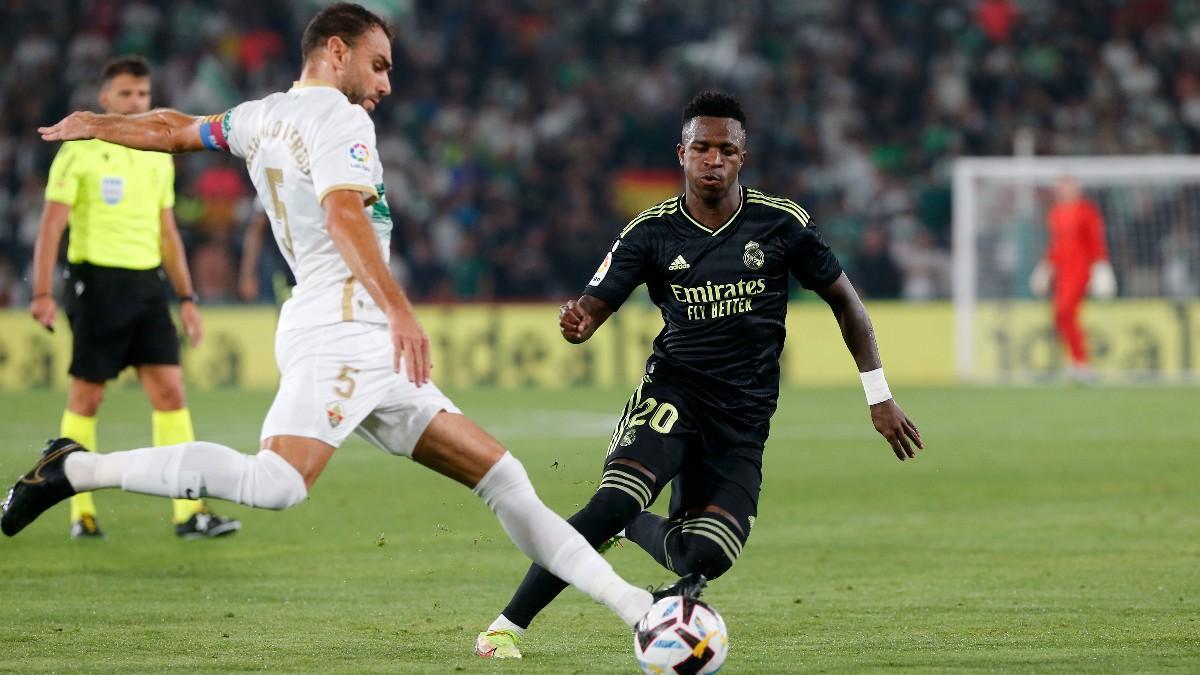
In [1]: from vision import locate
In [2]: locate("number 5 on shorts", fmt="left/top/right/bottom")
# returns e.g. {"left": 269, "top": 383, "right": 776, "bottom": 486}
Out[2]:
{"left": 333, "top": 365, "right": 360, "bottom": 399}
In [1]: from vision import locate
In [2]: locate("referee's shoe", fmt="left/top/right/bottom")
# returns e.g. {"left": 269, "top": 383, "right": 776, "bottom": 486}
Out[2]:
{"left": 71, "top": 514, "right": 104, "bottom": 539}
{"left": 175, "top": 507, "right": 241, "bottom": 539}
{"left": 2, "top": 438, "right": 82, "bottom": 536}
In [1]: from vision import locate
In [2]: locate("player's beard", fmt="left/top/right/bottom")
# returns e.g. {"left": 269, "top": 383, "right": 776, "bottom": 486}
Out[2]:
{"left": 343, "top": 80, "right": 374, "bottom": 110}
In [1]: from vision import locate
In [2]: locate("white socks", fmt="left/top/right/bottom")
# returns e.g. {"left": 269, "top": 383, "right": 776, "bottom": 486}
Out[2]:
{"left": 487, "top": 614, "right": 526, "bottom": 637}
{"left": 472, "top": 452, "right": 653, "bottom": 626}
{"left": 61, "top": 444, "right": 654, "bottom": 625}
{"left": 64, "top": 441, "right": 308, "bottom": 510}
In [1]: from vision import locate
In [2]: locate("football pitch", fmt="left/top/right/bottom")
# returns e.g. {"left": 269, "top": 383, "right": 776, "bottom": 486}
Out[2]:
{"left": 0, "top": 385, "right": 1196, "bottom": 673}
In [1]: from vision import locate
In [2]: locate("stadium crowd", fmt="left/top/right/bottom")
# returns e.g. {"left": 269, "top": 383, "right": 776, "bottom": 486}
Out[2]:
{"left": 1, "top": 0, "right": 1197, "bottom": 306}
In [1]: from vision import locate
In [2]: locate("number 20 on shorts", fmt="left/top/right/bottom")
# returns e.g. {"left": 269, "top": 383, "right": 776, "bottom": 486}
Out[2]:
{"left": 629, "top": 398, "right": 679, "bottom": 434}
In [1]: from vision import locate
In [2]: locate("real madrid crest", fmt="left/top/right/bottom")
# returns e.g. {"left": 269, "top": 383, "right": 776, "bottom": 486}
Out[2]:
{"left": 743, "top": 240, "right": 764, "bottom": 269}
{"left": 619, "top": 427, "right": 638, "bottom": 447}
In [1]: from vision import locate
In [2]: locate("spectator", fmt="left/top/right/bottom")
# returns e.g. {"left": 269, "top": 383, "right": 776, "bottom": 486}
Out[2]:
{"left": 853, "top": 224, "right": 902, "bottom": 300}
{"left": 1, "top": 1, "right": 1198, "bottom": 305}
{"left": 893, "top": 227, "right": 952, "bottom": 301}
{"left": 0, "top": 253, "right": 20, "bottom": 307}
{"left": 450, "top": 233, "right": 493, "bottom": 300}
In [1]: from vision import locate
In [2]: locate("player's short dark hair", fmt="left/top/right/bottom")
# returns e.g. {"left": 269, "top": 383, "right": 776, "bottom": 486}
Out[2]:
{"left": 682, "top": 91, "right": 747, "bottom": 130}
{"left": 101, "top": 56, "right": 151, "bottom": 82}
{"left": 301, "top": 2, "right": 393, "bottom": 62}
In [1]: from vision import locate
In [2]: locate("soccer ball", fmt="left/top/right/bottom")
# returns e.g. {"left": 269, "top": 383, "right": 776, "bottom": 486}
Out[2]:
{"left": 634, "top": 595, "right": 729, "bottom": 674}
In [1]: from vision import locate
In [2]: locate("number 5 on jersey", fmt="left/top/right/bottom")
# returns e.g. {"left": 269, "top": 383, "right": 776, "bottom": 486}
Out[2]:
{"left": 265, "top": 167, "right": 295, "bottom": 259}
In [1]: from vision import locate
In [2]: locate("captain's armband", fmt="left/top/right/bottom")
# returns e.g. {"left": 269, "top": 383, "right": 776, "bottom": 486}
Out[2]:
{"left": 198, "top": 113, "right": 230, "bottom": 152}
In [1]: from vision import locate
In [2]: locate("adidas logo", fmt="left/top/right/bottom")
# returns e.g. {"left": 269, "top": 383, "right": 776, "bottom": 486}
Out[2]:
{"left": 668, "top": 255, "right": 690, "bottom": 271}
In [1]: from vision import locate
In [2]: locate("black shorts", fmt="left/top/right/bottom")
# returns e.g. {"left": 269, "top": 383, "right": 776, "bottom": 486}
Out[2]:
{"left": 604, "top": 373, "right": 767, "bottom": 535}
{"left": 63, "top": 263, "right": 180, "bottom": 382}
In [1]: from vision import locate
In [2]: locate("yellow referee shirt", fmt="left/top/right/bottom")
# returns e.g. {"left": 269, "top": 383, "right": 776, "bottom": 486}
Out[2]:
{"left": 44, "top": 139, "right": 175, "bottom": 270}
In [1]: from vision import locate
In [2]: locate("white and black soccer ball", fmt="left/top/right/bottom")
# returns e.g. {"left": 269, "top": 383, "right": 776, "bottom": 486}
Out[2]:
{"left": 634, "top": 595, "right": 728, "bottom": 674}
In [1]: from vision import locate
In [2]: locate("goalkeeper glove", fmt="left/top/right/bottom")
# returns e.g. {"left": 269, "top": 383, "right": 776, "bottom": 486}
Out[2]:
{"left": 1029, "top": 261, "right": 1052, "bottom": 297}
{"left": 1088, "top": 260, "right": 1117, "bottom": 299}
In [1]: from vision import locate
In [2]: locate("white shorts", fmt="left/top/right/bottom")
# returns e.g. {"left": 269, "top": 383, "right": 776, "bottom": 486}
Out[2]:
{"left": 260, "top": 322, "right": 460, "bottom": 456}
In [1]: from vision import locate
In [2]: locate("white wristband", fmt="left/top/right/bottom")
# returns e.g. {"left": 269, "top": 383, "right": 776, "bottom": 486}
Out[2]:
{"left": 859, "top": 368, "right": 892, "bottom": 405}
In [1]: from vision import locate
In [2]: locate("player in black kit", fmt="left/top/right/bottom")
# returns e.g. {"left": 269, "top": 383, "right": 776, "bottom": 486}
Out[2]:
{"left": 475, "top": 91, "right": 924, "bottom": 659}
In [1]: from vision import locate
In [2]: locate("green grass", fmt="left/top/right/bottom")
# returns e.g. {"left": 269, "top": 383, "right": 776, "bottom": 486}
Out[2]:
{"left": 0, "top": 386, "right": 1197, "bottom": 673}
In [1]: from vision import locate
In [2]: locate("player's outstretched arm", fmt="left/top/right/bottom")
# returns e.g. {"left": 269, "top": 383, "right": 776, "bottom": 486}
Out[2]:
{"left": 559, "top": 295, "right": 613, "bottom": 344}
{"left": 816, "top": 272, "right": 923, "bottom": 461}
{"left": 39, "top": 109, "right": 209, "bottom": 154}
{"left": 324, "top": 189, "right": 431, "bottom": 385}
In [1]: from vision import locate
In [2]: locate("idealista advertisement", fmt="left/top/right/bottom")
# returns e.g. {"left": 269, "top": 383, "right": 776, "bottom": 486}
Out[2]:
{"left": 0, "top": 300, "right": 1193, "bottom": 391}
{"left": 972, "top": 300, "right": 1199, "bottom": 381}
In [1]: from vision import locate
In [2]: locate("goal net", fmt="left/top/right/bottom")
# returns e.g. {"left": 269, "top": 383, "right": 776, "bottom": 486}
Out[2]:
{"left": 953, "top": 156, "right": 1200, "bottom": 382}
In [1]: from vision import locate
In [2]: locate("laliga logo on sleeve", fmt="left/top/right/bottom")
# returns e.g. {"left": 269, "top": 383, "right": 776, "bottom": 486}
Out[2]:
{"left": 348, "top": 142, "right": 371, "bottom": 171}
{"left": 590, "top": 240, "right": 619, "bottom": 286}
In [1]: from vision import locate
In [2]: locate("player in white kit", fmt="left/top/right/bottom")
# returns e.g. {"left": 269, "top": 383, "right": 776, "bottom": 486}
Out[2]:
{"left": 7, "top": 3, "right": 688, "bottom": 633}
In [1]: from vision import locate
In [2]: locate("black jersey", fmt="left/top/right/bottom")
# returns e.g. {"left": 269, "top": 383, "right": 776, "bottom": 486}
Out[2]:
{"left": 583, "top": 186, "right": 843, "bottom": 425}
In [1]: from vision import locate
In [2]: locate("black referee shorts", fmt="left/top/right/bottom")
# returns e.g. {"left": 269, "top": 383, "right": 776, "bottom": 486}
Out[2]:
{"left": 63, "top": 263, "right": 181, "bottom": 382}
{"left": 603, "top": 373, "right": 766, "bottom": 536}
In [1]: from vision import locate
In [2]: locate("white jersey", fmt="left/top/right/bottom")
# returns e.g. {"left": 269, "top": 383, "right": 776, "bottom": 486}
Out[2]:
{"left": 220, "top": 82, "right": 392, "bottom": 330}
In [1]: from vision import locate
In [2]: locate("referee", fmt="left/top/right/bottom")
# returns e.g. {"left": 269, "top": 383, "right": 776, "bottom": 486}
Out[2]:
{"left": 29, "top": 56, "right": 240, "bottom": 540}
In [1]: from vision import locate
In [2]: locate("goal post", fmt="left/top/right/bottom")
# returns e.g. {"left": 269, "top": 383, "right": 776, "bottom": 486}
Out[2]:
{"left": 953, "top": 156, "right": 1200, "bottom": 382}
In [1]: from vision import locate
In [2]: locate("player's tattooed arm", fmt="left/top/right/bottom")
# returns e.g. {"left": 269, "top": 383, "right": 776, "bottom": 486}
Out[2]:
{"left": 559, "top": 295, "right": 613, "bottom": 344}
{"left": 39, "top": 108, "right": 210, "bottom": 153}
{"left": 816, "top": 273, "right": 924, "bottom": 461}
{"left": 816, "top": 273, "right": 881, "bottom": 371}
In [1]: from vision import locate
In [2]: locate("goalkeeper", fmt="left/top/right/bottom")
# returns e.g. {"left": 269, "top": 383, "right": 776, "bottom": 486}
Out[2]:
{"left": 1030, "top": 176, "right": 1116, "bottom": 379}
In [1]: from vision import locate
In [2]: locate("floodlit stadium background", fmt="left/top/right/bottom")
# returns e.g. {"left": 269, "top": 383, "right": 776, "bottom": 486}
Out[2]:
{"left": 1, "top": 1, "right": 1198, "bottom": 386}
{"left": 0, "top": 2, "right": 1197, "bottom": 672}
